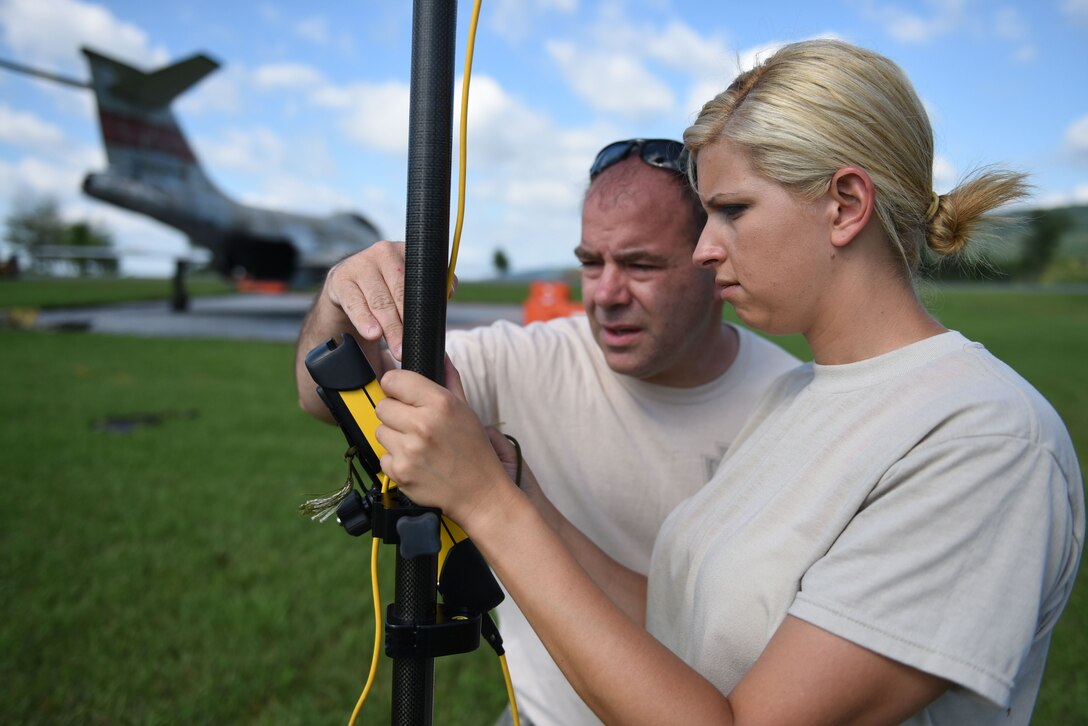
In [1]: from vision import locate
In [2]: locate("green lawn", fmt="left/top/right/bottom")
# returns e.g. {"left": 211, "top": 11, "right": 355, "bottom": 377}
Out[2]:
{"left": 0, "top": 331, "right": 505, "bottom": 725}
{"left": 0, "top": 275, "right": 234, "bottom": 310}
{"left": 0, "top": 285, "right": 1085, "bottom": 724}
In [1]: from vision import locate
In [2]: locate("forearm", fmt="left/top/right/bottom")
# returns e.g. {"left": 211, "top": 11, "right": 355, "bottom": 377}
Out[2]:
{"left": 521, "top": 483, "right": 647, "bottom": 623}
{"left": 470, "top": 487, "right": 732, "bottom": 725}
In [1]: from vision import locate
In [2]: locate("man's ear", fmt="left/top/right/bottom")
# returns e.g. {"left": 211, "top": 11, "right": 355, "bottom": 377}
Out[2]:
{"left": 828, "top": 167, "right": 875, "bottom": 248}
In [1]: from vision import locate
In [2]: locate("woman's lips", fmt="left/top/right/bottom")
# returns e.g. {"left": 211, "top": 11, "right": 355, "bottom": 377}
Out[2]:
{"left": 716, "top": 279, "right": 739, "bottom": 300}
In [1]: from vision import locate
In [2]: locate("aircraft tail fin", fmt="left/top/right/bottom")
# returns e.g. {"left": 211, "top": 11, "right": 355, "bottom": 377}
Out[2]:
{"left": 97, "top": 50, "right": 219, "bottom": 109}
{"left": 81, "top": 47, "right": 221, "bottom": 193}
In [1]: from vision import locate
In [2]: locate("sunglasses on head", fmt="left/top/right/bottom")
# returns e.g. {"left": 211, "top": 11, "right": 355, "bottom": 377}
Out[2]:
{"left": 589, "top": 138, "right": 689, "bottom": 180}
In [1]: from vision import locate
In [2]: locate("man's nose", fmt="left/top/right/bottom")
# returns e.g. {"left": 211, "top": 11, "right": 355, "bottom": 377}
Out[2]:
{"left": 593, "top": 264, "right": 631, "bottom": 307}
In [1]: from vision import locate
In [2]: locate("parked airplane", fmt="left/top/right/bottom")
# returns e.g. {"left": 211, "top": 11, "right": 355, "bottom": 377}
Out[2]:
{"left": 3, "top": 48, "right": 383, "bottom": 309}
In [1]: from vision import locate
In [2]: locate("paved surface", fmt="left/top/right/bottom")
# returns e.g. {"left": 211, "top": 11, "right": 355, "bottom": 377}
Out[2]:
{"left": 33, "top": 293, "right": 524, "bottom": 343}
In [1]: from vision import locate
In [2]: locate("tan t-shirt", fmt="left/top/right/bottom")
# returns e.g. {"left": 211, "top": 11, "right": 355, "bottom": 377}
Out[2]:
{"left": 447, "top": 315, "right": 800, "bottom": 726}
{"left": 649, "top": 331, "right": 1084, "bottom": 724}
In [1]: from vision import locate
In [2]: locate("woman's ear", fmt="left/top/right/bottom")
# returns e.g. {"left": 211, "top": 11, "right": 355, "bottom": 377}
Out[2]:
{"left": 828, "top": 167, "right": 875, "bottom": 248}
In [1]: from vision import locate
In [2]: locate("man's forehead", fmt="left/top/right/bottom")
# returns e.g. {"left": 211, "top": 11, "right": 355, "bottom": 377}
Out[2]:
{"left": 575, "top": 238, "right": 681, "bottom": 261}
{"left": 586, "top": 165, "right": 683, "bottom": 206}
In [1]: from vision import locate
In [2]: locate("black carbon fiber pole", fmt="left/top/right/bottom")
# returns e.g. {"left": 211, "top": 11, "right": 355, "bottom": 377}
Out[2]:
{"left": 393, "top": 1, "right": 456, "bottom": 724}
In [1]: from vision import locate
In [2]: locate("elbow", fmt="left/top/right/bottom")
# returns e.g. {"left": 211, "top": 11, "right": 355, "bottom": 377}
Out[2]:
{"left": 299, "top": 396, "right": 335, "bottom": 426}
{"left": 296, "top": 377, "right": 336, "bottom": 425}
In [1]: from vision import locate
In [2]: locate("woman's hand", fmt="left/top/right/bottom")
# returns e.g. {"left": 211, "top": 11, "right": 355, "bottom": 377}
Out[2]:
{"left": 374, "top": 357, "right": 517, "bottom": 532}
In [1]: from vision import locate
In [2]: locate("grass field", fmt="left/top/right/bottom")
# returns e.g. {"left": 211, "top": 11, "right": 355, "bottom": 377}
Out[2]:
{"left": 1, "top": 284, "right": 1086, "bottom": 724}
{"left": 0, "top": 276, "right": 235, "bottom": 310}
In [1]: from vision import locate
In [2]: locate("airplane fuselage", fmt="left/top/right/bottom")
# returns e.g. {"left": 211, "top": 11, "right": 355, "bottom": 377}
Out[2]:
{"left": 78, "top": 46, "right": 382, "bottom": 285}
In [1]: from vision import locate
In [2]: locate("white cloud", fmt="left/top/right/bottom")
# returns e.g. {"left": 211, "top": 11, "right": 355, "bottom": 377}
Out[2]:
{"left": 546, "top": 40, "right": 676, "bottom": 119}
{"left": 296, "top": 15, "right": 330, "bottom": 44}
{"left": 544, "top": 12, "right": 804, "bottom": 126}
{"left": 0, "top": 0, "right": 168, "bottom": 74}
{"left": 681, "top": 39, "right": 796, "bottom": 116}
{"left": 0, "top": 155, "right": 85, "bottom": 198}
{"left": 862, "top": 0, "right": 1041, "bottom": 60}
{"left": 1061, "top": 0, "right": 1088, "bottom": 24}
{"left": 992, "top": 7, "right": 1035, "bottom": 63}
{"left": 0, "top": 104, "right": 67, "bottom": 149}
{"left": 860, "top": 0, "right": 968, "bottom": 43}
{"left": 253, "top": 63, "right": 326, "bottom": 90}
{"left": 197, "top": 127, "right": 288, "bottom": 175}
{"left": 488, "top": 0, "right": 578, "bottom": 42}
{"left": 257, "top": 3, "right": 281, "bottom": 24}
{"left": 243, "top": 174, "right": 357, "bottom": 216}
{"left": 1011, "top": 45, "right": 1036, "bottom": 63}
{"left": 176, "top": 64, "right": 246, "bottom": 117}
{"left": 932, "top": 154, "right": 957, "bottom": 193}
{"left": 188, "top": 125, "right": 337, "bottom": 205}
{"left": 993, "top": 7, "right": 1025, "bottom": 41}
{"left": 643, "top": 21, "right": 736, "bottom": 77}
{"left": 357, "top": 184, "right": 403, "bottom": 241}
{"left": 290, "top": 13, "right": 354, "bottom": 55}
{"left": 1035, "top": 185, "right": 1088, "bottom": 208}
{"left": 312, "top": 80, "right": 411, "bottom": 153}
{"left": 447, "top": 73, "right": 614, "bottom": 276}
{"left": 1066, "top": 114, "right": 1088, "bottom": 160}
{"left": 455, "top": 73, "right": 604, "bottom": 185}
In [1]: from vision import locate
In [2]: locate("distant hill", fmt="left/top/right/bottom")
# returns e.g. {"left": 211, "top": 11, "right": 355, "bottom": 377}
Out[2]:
{"left": 1008, "top": 203, "right": 1088, "bottom": 253}
{"left": 924, "top": 202, "right": 1088, "bottom": 283}
{"left": 1005, "top": 203, "right": 1088, "bottom": 282}
{"left": 466, "top": 266, "right": 579, "bottom": 284}
{"left": 470, "top": 204, "right": 1088, "bottom": 286}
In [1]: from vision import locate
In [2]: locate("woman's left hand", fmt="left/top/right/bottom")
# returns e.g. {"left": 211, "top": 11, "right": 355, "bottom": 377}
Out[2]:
{"left": 374, "top": 356, "right": 515, "bottom": 531}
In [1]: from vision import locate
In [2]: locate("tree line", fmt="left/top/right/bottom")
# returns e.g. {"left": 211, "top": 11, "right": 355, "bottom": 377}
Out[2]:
{"left": 2, "top": 194, "right": 116, "bottom": 278}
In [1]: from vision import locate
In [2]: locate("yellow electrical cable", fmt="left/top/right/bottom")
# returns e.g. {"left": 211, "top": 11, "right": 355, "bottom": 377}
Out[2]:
{"left": 500, "top": 654, "right": 521, "bottom": 726}
{"left": 347, "top": 474, "right": 392, "bottom": 726}
{"left": 347, "top": 537, "right": 383, "bottom": 726}
{"left": 446, "top": 0, "right": 483, "bottom": 296}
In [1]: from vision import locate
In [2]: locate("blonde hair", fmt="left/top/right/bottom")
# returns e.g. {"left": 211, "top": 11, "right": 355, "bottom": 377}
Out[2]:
{"left": 684, "top": 39, "right": 1028, "bottom": 274}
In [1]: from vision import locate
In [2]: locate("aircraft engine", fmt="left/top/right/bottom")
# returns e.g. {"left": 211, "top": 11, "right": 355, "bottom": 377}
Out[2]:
{"left": 215, "top": 234, "right": 298, "bottom": 281}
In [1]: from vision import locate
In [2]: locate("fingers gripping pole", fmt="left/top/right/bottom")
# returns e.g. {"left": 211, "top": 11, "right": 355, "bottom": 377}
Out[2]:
{"left": 395, "top": 1, "right": 457, "bottom": 724}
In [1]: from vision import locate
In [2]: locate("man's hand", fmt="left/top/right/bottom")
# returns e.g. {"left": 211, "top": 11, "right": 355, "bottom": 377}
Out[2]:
{"left": 296, "top": 241, "right": 409, "bottom": 420}
{"left": 323, "top": 240, "right": 408, "bottom": 359}
{"left": 295, "top": 239, "right": 458, "bottom": 422}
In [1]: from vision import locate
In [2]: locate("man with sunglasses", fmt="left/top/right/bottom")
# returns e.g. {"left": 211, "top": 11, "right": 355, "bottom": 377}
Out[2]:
{"left": 295, "top": 139, "right": 798, "bottom": 726}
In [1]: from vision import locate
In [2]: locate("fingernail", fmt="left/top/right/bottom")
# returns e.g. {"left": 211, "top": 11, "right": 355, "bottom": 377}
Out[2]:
{"left": 365, "top": 325, "right": 379, "bottom": 338}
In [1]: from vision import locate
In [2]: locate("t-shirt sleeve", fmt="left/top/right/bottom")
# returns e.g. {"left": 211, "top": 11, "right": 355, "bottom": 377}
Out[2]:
{"left": 788, "top": 433, "right": 1080, "bottom": 708}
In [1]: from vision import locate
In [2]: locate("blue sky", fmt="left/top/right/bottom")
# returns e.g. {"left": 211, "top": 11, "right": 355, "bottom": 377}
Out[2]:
{"left": 1, "top": 0, "right": 1086, "bottom": 279}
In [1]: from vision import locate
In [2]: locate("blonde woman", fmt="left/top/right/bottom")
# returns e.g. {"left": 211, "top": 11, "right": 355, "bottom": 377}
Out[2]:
{"left": 374, "top": 40, "right": 1084, "bottom": 724}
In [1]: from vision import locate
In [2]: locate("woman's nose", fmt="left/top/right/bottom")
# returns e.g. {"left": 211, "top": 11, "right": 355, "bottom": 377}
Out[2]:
{"left": 693, "top": 230, "right": 723, "bottom": 269}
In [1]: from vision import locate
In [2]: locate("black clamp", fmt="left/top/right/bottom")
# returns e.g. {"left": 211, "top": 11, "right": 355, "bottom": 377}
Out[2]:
{"left": 335, "top": 487, "right": 444, "bottom": 558}
{"left": 384, "top": 604, "right": 482, "bottom": 659}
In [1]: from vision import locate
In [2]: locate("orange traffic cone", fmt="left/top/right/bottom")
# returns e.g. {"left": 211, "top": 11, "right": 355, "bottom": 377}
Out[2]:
{"left": 522, "top": 280, "right": 584, "bottom": 324}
